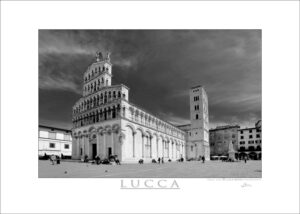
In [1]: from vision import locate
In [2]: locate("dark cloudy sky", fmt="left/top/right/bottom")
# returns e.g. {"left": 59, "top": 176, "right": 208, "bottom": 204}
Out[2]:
{"left": 39, "top": 30, "right": 261, "bottom": 130}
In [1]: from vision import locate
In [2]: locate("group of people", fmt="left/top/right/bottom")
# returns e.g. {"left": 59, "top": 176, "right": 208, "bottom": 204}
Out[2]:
{"left": 157, "top": 157, "right": 164, "bottom": 164}
{"left": 198, "top": 156, "right": 206, "bottom": 163}
{"left": 49, "top": 155, "right": 61, "bottom": 165}
{"left": 85, "top": 155, "right": 121, "bottom": 165}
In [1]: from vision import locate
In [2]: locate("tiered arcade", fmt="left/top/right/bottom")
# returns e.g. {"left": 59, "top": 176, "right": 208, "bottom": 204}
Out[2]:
{"left": 71, "top": 52, "right": 187, "bottom": 162}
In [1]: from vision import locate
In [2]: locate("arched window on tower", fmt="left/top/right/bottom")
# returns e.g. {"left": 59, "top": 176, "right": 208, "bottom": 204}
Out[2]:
{"left": 104, "top": 92, "right": 107, "bottom": 103}
{"left": 100, "top": 93, "right": 103, "bottom": 104}
{"left": 100, "top": 109, "right": 103, "bottom": 120}
{"left": 104, "top": 108, "right": 107, "bottom": 120}
{"left": 106, "top": 79, "right": 108, "bottom": 86}
{"left": 195, "top": 114, "right": 199, "bottom": 120}
{"left": 107, "top": 107, "right": 111, "bottom": 119}
{"left": 112, "top": 106, "right": 116, "bottom": 118}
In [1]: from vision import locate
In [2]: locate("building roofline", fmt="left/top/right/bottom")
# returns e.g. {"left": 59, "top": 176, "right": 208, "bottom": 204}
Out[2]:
{"left": 238, "top": 127, "right": 257, "bottom": 131}
{"left": 190, "top": 85, "right": 203, "bottom": 89}
{"left": 176, "top": 124, "right": 191, "bottom": 127}
{"left": 124, "top": 100, "right": 186, "bottom": 134}
{"left": 209, "top": 125, "right": 240, "bottom": 131}
{"left": 39, "top": 125, "right": 71, "bottom": 132}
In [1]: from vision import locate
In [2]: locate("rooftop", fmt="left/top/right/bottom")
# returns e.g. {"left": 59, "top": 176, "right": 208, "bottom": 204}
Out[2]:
{"left": 39, "top": 125, "right": 71, "bottom": 133}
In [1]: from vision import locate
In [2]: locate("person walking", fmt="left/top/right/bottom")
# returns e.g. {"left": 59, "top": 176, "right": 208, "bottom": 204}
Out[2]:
{"left": 162, "top": 157, "right": 164, "bottom": 164}
{"left": 158, "top": 157, "right": 161, "bottom": 164}
{"left": 50, "top": 155, "right": 55, "bottom": 165}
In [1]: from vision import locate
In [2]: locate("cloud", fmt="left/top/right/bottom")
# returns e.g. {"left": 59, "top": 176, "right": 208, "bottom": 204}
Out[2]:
{"left": 39, "top": 30, "right": 261, "bottom": 129}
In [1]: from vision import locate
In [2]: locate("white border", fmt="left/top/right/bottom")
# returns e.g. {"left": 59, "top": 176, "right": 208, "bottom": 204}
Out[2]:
{"left": 1, "top": 1, "right": 299, "bottom": 213}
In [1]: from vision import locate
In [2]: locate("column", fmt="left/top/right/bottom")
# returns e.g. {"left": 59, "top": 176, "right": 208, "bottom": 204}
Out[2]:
{"left": 150, "top": 136, "right": 152, "bottom": 158}
{"left": 119, "top": 133, "right": 125, "bottom": 161}
{"left": 77, "top": 136, "right": 81, "bottom": 159}
{"left": 102, "top": 132, "right": 106, "bottom": 158}
{"left": 156, "top": 140, "right": 159, "bottom": 158}
{"left": 111, "top": 131, "right": 114, "bottom": 155}
{"left": 80, "top": 136, "right": 84, "bottom": 159}
{"left": 172, "top": 143, "right": 174, "bottom": 159}
{"left": 132, "top": 132, "right": 136, "bottom": 158}
{"left": 71, "top": 137, "right": 76, "bottom": 159}
{"left": 142, "top": 134, "right": 145, "bottom": 158}
{"left": 84, "top": 135, "right": 89, "bottom": 157}
{"left": 97, "top": 132, "right": 101, "bottom": 156}
{"left": 162, "top": 140, "right": 164, "bottom": 158}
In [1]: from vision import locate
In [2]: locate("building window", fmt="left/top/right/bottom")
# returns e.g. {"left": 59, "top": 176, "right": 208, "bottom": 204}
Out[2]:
{"left": 241, "top": 136, "right": 244, "bottom": 139}
{"left": 249, "top": 140, "right": 254, "bottom": 144}
{"left": 64, "top": 144, "right": 70, "bottom": 149}
{"left": 64, "top": 134, "right": 71, "bottom": 141}
{"left": 49, "top": 132, "right": 56, "bottom": 139}
{"left": 49, "top": 143, "right": 55, "bottom": 148}
{"left": 39, "top": 130, "right": 48, "bottom": 138}
{"left": 240, "top": 141, "right": 245, "bottom": 145}
{"left": 249, "top": 129, "right": 252, "bottom": 133}
{"left": 249, "top": 146, "right": 255, "bottom": 151}
{"left": 240, "top": 130, "right": 243, "bottom": 134}
{"left": 256, "top": 134, "right": 260, "bottom": 138}
{"left": 249, "top": 135, "right": 253, "bottom": 139}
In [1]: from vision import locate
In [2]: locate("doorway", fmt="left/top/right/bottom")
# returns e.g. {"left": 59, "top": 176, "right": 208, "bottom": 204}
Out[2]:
{"left": 92, "top": 144, "right": 97, "bottom": 159}
{"left": 108, "top": 147, "right": 112, "bottom": 157}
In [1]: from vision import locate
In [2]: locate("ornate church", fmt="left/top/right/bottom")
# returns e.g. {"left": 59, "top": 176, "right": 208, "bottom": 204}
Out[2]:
{"left": 71, "top": 51, "right": 210, "bottom": 163}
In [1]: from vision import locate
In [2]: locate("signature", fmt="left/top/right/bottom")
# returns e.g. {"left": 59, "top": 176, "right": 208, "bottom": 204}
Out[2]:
{"left": 241, "top": 182, "right": 252, "bottom": 188}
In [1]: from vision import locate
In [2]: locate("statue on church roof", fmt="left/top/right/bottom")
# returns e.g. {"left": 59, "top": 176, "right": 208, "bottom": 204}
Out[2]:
{"left": 106, "top": 52, "right": 111, "bottom": 62}
{"left": 95, "top": 51, "right": 103, "bottom": 62}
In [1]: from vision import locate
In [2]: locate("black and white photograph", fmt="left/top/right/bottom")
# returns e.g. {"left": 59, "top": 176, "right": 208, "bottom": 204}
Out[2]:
{"left": 1, "top": 1, "right": 299, "bottom": 214}
{"left": 38, "top": 30, "right": 262, "bottom": 178}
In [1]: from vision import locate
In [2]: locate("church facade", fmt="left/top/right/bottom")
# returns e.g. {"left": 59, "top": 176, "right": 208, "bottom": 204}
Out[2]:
{"left": 71, "top": 52, "right": 209, "bottom": 163}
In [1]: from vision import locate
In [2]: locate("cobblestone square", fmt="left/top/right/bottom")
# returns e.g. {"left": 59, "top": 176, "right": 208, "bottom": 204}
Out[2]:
{"left": 39, "top": 160, "right": 262, "bottom": 178}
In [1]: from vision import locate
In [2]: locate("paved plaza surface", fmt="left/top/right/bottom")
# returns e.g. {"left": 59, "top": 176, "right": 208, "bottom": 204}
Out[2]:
{"left": 39, "top": 160, "right": 262, "bottom": 178}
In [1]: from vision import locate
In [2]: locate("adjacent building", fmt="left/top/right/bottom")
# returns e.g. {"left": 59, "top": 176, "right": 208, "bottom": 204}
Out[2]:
{"left": 209, "top": 125, "right": 240, "bottom": 159}
{"left": 71, "top": 51, "right": 210, "bottom": 163}
{"left": 237, "top": 121, "right": 262, "bottom": 160}
{"left": 38, "top": 125, "right": 72, "bottom": 158}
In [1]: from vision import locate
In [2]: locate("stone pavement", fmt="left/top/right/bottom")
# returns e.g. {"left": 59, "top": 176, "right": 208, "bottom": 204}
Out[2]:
{"left": 39, "top": 160, "right": 262, "bottom": 178}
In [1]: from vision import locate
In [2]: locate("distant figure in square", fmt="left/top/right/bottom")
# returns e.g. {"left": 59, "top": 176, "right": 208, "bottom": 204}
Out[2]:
{"left": 158, "top": 157, "right": 161, "bottom": 164}
{"left": 202, "top": 156, "right": 205, "bottom": 163}
{"left": 162, "top": 157, "right": 164, "bottom": 164}
{"left": 115, "top": 155, "right": 121, "bottom": 165}
{"left": 84, "top": 155, "right": 89, "bottom": 163}
{"left": 50, "top": 155, "right": 56, "bottom": 165}
{"left": 244, "top": 157, "right": 247, "bottom": 163}
{"left": 95, "top": 155, "right": 101, "bottom": 165}
{"left": 56, "top": 155, "right": 61, "bottom": 164}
